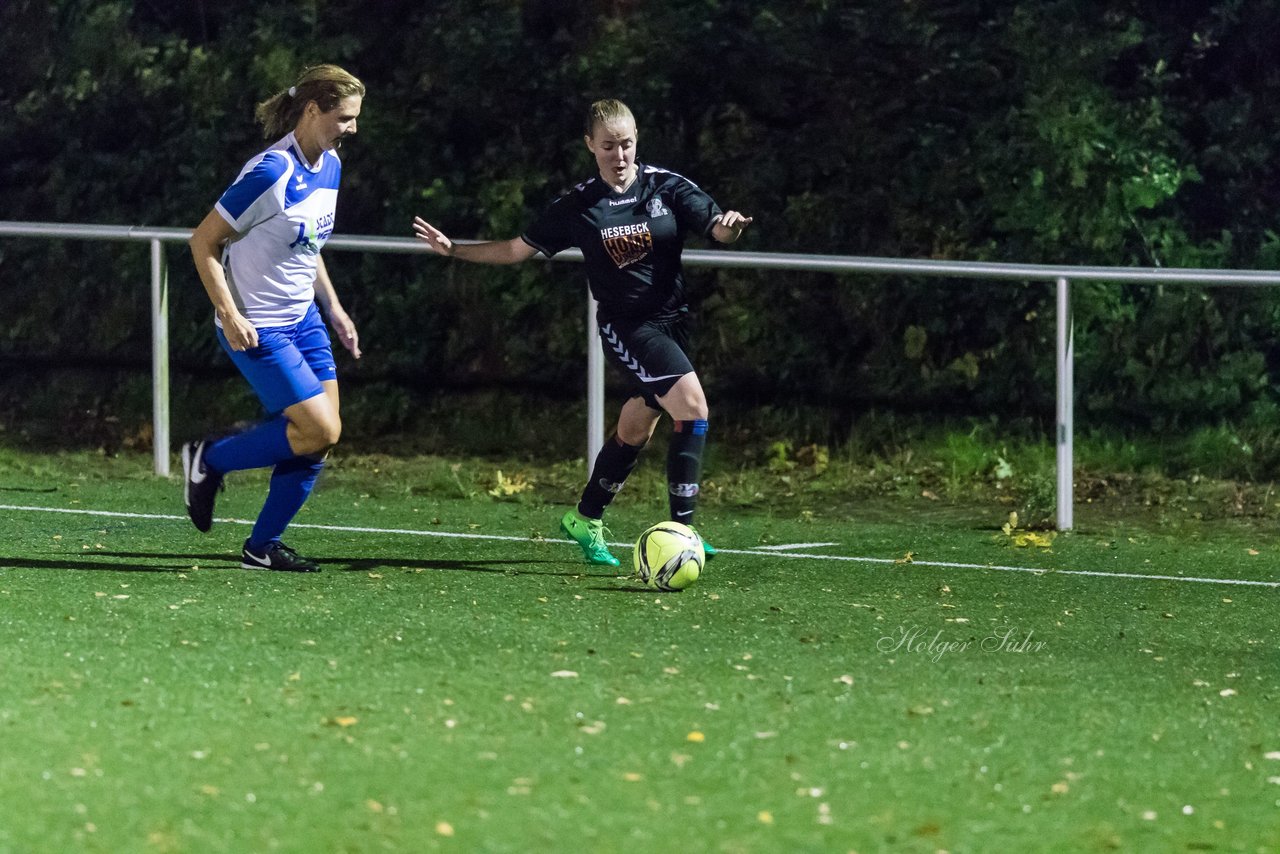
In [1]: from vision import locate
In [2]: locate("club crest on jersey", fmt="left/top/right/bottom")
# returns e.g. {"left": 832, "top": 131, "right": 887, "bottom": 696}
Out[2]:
{"left": 647, "top": 198, "right": 670, "bottom": 218}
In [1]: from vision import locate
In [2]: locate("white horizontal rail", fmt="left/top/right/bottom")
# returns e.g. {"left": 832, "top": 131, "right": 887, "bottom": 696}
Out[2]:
{"left": 7, "top": 221, "right": 1280, "bottom": 284}
{"left": 6, "top": 219, "right": 1280, "bottom": 531}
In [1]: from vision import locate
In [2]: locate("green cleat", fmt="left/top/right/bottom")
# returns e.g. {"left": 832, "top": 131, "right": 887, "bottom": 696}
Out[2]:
{"left": 688, "top": 525, "right": 718, "bottom": 560}
{"left": 560, "top": 509, "right": 621, "bottom": 567}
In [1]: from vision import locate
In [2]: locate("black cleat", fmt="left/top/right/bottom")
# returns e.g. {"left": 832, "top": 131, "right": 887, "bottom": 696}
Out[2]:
{"left": 181, "top": 439, "right": 224, "bottom": 533}
{"left": 241, "top": 540, "right": 320, "bottom": 573}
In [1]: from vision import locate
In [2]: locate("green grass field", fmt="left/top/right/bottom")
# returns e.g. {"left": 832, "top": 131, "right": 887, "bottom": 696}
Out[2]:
{"left": 1, "top": 448, "right": 1278, "bottom": 853}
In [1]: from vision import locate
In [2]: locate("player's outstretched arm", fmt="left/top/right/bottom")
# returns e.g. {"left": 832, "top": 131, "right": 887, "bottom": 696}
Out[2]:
{"left": 412, "top": 216, "right": 538, "bottom": 265}
{"left": 711, "top": 210, "right": 753, "bottom": 244}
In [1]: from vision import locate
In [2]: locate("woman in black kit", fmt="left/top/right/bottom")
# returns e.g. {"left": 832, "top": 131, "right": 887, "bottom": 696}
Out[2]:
{"left": 412, "top": 98, "right": 752, "bottom": 566}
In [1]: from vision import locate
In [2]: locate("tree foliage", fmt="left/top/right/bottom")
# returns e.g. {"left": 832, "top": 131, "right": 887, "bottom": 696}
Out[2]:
{"left": 2, "top": 0, "right": 1280, "bottom": 441}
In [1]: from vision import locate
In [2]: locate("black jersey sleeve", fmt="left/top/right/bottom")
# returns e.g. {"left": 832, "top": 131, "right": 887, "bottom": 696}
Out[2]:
{"left": 666, "top": 173, "right": 723, "bottom": 239}
{"left": 521, "top": 194, "right": 576, "bottom": 258}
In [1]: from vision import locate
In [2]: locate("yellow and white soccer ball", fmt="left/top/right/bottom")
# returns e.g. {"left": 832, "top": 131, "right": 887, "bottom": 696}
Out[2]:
{"left": 633, "top": 521, "right": 705, "bottom": 591}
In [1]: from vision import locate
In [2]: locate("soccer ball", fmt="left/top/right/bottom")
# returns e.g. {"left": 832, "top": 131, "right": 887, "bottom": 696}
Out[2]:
{"left": 633, "top": 521, "right": 705, "bottom": 591}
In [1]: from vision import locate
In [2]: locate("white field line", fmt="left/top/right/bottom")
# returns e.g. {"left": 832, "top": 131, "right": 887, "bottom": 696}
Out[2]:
{"left": 753, "top": 542, "right": 839, "bottom": 551}
{"left": 3, "top": 503, "right": 1278, "bottom": 589}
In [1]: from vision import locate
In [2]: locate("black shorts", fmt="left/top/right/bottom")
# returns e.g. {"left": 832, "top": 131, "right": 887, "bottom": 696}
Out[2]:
{"left": 598, "top": 316, "right": 694, "bottom": 409}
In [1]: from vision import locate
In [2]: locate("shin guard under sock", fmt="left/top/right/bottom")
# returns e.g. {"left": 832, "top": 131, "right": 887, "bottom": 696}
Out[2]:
{"left": 578, "top": 434, "right": 644, "bottom": 519}
{"left": 205, "top": 416, "right": 294, "bottom": 474}
{"left": 248, "top": 455, "right": 325, "bottom": 548}
{"left": 667, "top": 419, "right": 708, "bottom": 523}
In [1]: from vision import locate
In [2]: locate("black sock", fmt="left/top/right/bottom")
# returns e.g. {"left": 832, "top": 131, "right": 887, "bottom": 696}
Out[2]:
{"left": 578, "top": 434, "right": 644, "bottom": 518}
{"left": 667, "top": 419, "right": 708, "bottom": 523}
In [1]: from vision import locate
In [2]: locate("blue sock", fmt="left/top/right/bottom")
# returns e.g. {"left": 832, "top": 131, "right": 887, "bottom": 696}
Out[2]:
{"left": 205, "top": 417, "right": 294, "bottom": 474}
{"left": 248, "top": 455, "right": 325, "bottom": 549}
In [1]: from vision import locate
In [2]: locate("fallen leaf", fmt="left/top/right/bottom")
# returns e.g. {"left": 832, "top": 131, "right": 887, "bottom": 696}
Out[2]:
{"left": 894, "top": 551, "right": 915, "bottom": 564}
{"left": 330, "top": 716, "right": 358, "bottom": 727}
{"left": 757, "top": 811, "right": 774, "bottom": 824}
{"left": 686, "top": 731, "right": 706, "bottom": 743}
{"left": 435, "top": 822, "right": 454, "bottom": 837}
{"left": 1010, "top": 531, "right": 1055, "bottom": 548}
{"left": 488, "top": 470, "right": 533, "bottom": 497}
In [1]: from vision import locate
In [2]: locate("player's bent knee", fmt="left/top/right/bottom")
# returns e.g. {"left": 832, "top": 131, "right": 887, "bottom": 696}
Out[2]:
{"left": 618, "top": 427, "right": 653, "bottom": 448}
{"left": 320, "top": 422, "right": 342, "bottom": 448}
{"left": 291, "top": 420, "right": 341, "bottom": 455}
{"left": 664, "top": 398, "right": 708, "bottom": 422}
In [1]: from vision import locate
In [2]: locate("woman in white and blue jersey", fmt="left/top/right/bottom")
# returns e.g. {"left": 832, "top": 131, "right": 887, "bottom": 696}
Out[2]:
{"left": 412, "top": 99, "right": 752, "bottom": 568}
{"left": 182, "top": 64, "right": 364, "bottom": 573}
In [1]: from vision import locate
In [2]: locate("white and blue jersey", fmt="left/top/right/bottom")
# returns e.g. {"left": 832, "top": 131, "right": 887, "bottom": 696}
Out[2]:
{"left": 214, "top": 132, "right": 341, "bottom": 328}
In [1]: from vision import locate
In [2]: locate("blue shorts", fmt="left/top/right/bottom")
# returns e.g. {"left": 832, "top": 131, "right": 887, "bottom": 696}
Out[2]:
{"left": 218, "top": 302, "right": 336, "bottom": 415}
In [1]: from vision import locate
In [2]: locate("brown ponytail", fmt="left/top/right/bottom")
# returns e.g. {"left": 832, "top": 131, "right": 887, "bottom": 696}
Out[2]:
{"left": 254, "top": 64, "right": 365, "bottom": 139}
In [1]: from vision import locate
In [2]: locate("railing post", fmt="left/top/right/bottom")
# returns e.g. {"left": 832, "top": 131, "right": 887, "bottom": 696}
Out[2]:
{"left": 150, "top": 239, "right": 170, "bottom": 476}
{"left": 586, "top": 288, "right": 605, "bottom": 475}
{"left": 1055, "top": 276, "right": 1074, "bottom": 531}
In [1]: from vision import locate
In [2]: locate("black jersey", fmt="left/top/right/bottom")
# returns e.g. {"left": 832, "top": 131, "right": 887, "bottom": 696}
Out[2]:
{"left": 521, "top": 163, "right": 723, "bottom": 323}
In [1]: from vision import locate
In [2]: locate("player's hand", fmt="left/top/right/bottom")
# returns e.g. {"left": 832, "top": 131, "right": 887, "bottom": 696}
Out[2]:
{"left": 219, "top": 309, "right": 259, "bottom": 352}
{"left": 412, "top": 216, "right": 455, "bottom": 257}
{"left": 328, "top": 306, "right": 362, "bottom": 359}
{"left": 715, "top": 211, "right": 754, "bottom": 243}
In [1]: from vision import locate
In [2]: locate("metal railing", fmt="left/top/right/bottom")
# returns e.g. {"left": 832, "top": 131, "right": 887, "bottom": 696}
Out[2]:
{"left": 6, "top": 218, "right": 1280, "bottom": 530}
